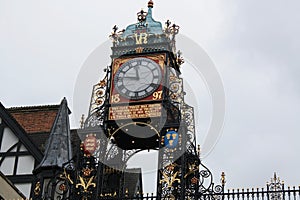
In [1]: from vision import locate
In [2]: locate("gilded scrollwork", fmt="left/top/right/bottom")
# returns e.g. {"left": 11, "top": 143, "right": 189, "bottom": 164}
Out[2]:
{"left": 109, "top": 25, "right": 125, "bottom": 47}
{"left": 160, "top": 171, "right": 181, "bottom": 189}
{"left": 76, "top": 175, "right": 96, "bottom": 193}
{"left": 34, "top": 181, "right": 41, "bottom": 196}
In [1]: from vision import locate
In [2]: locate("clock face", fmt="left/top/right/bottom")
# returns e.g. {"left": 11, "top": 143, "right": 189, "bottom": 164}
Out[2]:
{"left": 114, "top": 57, "right": 162, "bottom": 100}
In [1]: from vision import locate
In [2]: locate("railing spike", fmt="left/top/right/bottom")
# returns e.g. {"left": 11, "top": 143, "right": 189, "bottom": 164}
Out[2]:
{"left": 221, "top": 171, "right": 226, "bottom": 186}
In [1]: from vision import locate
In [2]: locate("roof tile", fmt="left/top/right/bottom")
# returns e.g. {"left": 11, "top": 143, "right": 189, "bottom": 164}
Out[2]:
{"left": 7, "top": 105, "right": 60, "bottom": 133}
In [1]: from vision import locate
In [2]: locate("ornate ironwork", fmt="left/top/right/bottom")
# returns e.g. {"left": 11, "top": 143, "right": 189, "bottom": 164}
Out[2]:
{"left": 36, "top": 182, "right": 300, "bottom": 200}
{"left": 176, "top": 50, "right": 185, "bottom": 66}
{"left": 137, "top": 9, "right": 147, "bottom": 22}
{"left": 39, "top": 171, "right": 71, "bottom": 200}
{"left": 109, "top": 25, "right": 125, "bottom": 47}
{"left": 85, "top": 67, "right": 110, "bottom": 129}
{"left": 58, "top": 147, "right": 100, "bottom": 200}
{"left": 168, "top": 72, "right": 196, "bottom": 151}
{"left": 31, "top": 1, "right": 300, "bottom": 200}
{"left": 164, "top": 21, "right": 180, "bottom": 53}
{"left": 267, "top": 173, "right": 284, "bottom": 200}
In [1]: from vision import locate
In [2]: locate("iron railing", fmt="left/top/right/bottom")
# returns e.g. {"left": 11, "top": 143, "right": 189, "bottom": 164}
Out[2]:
{"left": 223, "top": 186, "right": 300, "bottom": 200}
{"left": 96, "top": 187, "right": 300, "bottom": 200}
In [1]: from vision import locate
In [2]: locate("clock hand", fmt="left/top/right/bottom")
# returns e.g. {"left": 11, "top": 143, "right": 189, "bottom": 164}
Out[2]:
{"left": 122, "top": 76, "right": 139, "bottom": 80}
{"left": 135, "top": 66, "right": 140, "bottom": 80}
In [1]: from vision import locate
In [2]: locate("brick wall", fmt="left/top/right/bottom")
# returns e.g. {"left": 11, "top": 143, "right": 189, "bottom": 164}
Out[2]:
{"left": 8, "top": 105, "right": 59, "bottom": 134}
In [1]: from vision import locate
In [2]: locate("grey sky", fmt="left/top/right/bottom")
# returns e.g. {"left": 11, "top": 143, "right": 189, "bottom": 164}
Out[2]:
{"left": 1, "top": 0, "right": 300, "bottom": 192}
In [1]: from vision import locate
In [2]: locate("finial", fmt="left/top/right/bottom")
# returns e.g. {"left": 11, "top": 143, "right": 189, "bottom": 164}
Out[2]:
{"left": 148, "top": 0, "right": 154, "bottom": 8}
{"left": 177, "top": 50, "right": 185, "bottom": 66}
{"left": 80, "top": 114, "right": 85, "bottom": 129}
{"left": 197, "top": 145, "right": 201, "bottom": 156}
{"left": 165, "top": 20, "right": 171, "bottom": 28}
{"left": 112, "top": 25, "right": 118, "bottom": 33}
{"left": 137, "top": 9, "right": 147, "bottom": 22}
{"left": 221, "top": 172, "right": 226, "bottom": 186}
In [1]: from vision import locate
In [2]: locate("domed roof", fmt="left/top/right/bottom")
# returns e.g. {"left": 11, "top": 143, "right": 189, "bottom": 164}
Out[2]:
{"left": 122, "top": 1, "right": 163, "bottom": 38}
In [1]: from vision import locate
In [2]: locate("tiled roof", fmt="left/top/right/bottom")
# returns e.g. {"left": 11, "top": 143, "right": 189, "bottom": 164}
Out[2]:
{"left": 28, "top": 129, "right": 80, "bottom": 155}
{"left": 7, "top": 105, "right": 60, "bottom": 134}
{"left": 6, "top": 103, "right": 81, "bottom": 155}
{"left": 37, "top": 98, "right": 73, "bottom": 169}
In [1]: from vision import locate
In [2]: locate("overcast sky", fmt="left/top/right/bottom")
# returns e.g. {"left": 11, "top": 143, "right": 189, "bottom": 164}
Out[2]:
{"left": 1, "top": 0, "right": 300, "bottom": 193}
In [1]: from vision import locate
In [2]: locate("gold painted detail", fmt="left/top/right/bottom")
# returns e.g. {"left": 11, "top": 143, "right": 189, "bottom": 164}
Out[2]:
{"left": 152, "top": 90, "right": 163, "bottom": 100}
{"left": 87, "top": 74, "right": 108, "bottom": 128}
{"left": 135, "top": 46, "right": 144, "bottom": 53}
{"left": 109, "top": 103, "right": 161, "bottom": 120}
{"left": 99, "top": 79, "right": 106, "bottom": 87}
{"left": 112, "top": 54, "right": 166, "bottom": 75}
{"left": 184, "top": 162, "right": 199, "bottom": 178}
{"left": 100, "top": 192, "right": 118, "bottom": 197}
{"left": 171, "top": 94, "right": 177, "bottom": 100}
{"left": 221, "top": 171, "right": 226, "bottom": 186}
{"left": 135, "top": 33, "right": 148, "bottom": 44}
{"left": 160, "top": 171, "right": 181, "bottom": 188}
{"left": 34, "top": 181, "right": 41, "bottom": 196}
{"left": 76, "top": 176, "right": 96, "bottom": 193}
{"left": 61, "top": 168, "right": 74, "bottom": 185}
{"left": 165, "top": 163, "right": 176, "bottom": 172}
{"left": 82, "top": 167, "right": 93, "bottom": 177}
{"left": 165, "top": 194, "right": 176, "bottom": 200}
{"left": 169, "top": 74, "right": 177, "bottom": 81}
{"left": 164, "top": 21, "right": 180, "bottom": 53}
{"left": 111, "top": 121, "right": 160, "bottom": 137}
{"left": 109, "top": 25, "right": 125, "bottom": 46}
{"left": 111, "top": 94, "right": 120, "bottom": 104}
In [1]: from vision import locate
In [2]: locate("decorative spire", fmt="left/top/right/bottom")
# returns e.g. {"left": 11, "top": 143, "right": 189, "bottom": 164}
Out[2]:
{"left": 148, "top": 0, "right": 154, "bottom": 8}
{"left": 36, "top": 97, "right": 72, "bottom": 169}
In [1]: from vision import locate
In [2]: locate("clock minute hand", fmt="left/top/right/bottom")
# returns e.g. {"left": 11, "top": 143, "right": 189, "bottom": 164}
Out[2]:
{"left": 122, "top": 76, "right": 139, "bottom": 80}
{"left": 135, "top": 66, "right": 140, "bottom": 80}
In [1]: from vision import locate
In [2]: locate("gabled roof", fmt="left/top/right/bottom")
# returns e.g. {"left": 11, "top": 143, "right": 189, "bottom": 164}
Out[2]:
{"left": 36, "top": 98, "right": 72, "bottom": 169}
{"left": 0, "top": 102, "right": 43, "bottom": 162}
{"left": 5, "top": 103, "right": 80, "bottom": 155}
{"left": 0, "top": 171, "right": 26, "bottom": 199}
{"left": 8, "top": 104, "right": 60, "bottom": 134}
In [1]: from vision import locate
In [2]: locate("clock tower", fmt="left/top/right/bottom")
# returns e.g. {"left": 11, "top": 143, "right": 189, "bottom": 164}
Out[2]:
{"left": 81, "top": 1, "right": 201, "bottom": 199}
{"left": 35, "top": 1, "right": 224, "bottom": 200}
